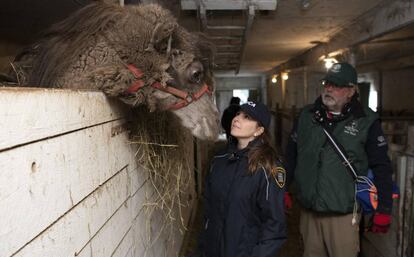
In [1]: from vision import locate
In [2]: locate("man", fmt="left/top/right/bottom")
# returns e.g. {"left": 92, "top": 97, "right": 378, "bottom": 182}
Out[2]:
{"left": 285, "top": 62, "right": 393, "bottom": 257}
{"left": 221, "top": 97, "right": 241, "bottom": 139}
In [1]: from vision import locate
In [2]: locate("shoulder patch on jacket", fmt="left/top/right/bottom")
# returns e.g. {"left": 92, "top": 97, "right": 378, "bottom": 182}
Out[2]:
{"left": 272, "top": 167, "right": 286, "bottom": 188}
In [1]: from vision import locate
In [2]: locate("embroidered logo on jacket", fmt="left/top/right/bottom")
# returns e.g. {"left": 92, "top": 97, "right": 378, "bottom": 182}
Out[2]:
{"left": 344, "top": 120, "right": 359, "bottom": 136}
{"left": 272, "top": 167, "right": 286, "bottom": 188}
{"left": 377, "top": 136, "right": 387, "bottom": 147}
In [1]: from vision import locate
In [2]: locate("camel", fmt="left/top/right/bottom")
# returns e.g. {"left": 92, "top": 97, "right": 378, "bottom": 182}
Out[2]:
{"left": 8, "top": 2, "right": 219, "bottom": 140}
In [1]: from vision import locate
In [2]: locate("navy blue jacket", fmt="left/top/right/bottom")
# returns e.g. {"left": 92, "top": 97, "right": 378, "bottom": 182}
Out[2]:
{"left": 197, "top": 141, "right": 287, "bottom": 257}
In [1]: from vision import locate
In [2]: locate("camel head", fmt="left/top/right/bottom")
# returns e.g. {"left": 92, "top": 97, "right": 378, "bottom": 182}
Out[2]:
{"left": 10, "top": 3, "right": 220, "bottom": 141}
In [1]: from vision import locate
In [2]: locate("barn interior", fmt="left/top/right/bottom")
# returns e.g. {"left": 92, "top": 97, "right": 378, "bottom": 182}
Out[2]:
{"left": 1, "top": 0, "right": 414, "bottom": 257}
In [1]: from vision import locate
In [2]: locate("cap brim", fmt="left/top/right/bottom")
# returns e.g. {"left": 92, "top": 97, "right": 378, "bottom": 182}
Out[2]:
{"left": 322, "top": 74, "right": 354, "bottom": 87}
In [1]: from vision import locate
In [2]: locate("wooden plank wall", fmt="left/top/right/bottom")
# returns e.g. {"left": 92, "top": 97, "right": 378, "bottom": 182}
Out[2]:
{"left": 0, "top": 87, "right": 194, "bottom": 257}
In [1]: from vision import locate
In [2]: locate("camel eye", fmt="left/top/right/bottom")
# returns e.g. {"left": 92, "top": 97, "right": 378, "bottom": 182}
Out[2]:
{"left": 187, "top": 61, "right": 204, "bottom": 84}
{"left": 190, "top": 70, "right": 203, "bottom": 84}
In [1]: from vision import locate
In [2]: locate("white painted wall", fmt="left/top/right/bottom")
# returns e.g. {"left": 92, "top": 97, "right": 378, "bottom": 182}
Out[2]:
{"left": 0, "top": 87, "right": 194, "bottom": 257}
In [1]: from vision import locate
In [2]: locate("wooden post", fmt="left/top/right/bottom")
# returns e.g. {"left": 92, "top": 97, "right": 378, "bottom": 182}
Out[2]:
{"left": 275, "top": 103, "right": 282, "bottom": 151}
{"left": 379, "top": 70, "right": 383, "bottom": 115}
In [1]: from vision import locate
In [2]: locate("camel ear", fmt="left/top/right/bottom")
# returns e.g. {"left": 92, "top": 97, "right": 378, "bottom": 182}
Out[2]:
{"left": 150, "top": 22, "right": 177, "bottom": 54}
{"left": 156, "top": 22, "right": 176, "bottom": 42}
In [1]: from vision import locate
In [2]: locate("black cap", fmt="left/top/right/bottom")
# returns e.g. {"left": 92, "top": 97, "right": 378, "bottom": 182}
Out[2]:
{"left": 240, "top": 101, "right": 271, "bottom": 129}
{"left": 322, "top": 62, "right": 357, "bottom": 87}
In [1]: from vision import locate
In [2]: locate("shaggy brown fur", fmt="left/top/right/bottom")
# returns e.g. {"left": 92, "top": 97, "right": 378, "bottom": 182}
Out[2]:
{"left": 10, "top": 3, "right": 219, "bottom": 140}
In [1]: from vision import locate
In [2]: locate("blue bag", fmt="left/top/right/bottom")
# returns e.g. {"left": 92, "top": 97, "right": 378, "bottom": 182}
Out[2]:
{"left": 320, "top": 126, "right": 400, "bottom": 214}
{"left": 356, "top": 169, "right": 399, "bottom": 214}
{"left": 356, "top": 170, "right": 378, "bottom": 213}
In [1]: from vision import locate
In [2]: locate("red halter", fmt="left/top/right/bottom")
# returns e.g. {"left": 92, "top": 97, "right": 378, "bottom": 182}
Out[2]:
{"left": 126, "top": 64, "right": 212, "bottom": 110}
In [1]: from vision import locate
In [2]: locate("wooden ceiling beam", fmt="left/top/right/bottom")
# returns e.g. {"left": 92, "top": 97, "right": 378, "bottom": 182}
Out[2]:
{"left": 273, "top": 0, "right": 414, "bottom": 73}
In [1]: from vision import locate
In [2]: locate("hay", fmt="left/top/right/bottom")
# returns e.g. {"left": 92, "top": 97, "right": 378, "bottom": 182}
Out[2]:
{"left": 0, "top": 61, "right": 27, "bottom": 87}
{"left": 129, "top": 107, "right": 195, "bottom": 255}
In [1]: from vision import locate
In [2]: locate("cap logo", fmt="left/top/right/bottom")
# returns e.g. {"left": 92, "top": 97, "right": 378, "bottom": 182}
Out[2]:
{"left": 246, "top": 101, "right": 256, "bottom": 107}
{"left": 331, "top": 63, "right": 341, "bottom": 73}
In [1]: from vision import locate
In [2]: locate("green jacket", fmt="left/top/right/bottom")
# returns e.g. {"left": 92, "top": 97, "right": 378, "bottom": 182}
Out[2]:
{"left": 295, "top": 104, "right": 378, "bottom": 213}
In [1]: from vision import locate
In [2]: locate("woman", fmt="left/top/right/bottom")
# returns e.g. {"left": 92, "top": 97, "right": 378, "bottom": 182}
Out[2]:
{"left": 195, "top": 101, "right": 287, "bottom": 257}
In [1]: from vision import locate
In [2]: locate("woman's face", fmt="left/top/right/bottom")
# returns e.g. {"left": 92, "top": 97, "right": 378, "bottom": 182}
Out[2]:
{"left": 230, "top": 111, "right": 263, "bottom": 141}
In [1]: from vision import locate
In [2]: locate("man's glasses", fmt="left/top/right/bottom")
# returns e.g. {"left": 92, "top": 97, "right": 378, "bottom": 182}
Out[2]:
{"left": 321, "top": 80, "right": 343, "bottom": 89}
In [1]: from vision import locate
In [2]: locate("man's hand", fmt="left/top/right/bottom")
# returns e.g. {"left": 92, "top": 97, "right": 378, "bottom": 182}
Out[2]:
{"left": 284, "top": 192, "right": 293, "bottom": 210}
{"left": 370, "top": 213, "right": 391, "bottom": 233}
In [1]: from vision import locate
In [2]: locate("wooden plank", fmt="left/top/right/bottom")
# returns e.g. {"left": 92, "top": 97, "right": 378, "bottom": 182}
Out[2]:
{"left": 359, "top": 54, "right": 414, "bottom": 72}
{"left": 12, "top": 166, "right": 150, "bottom": 257}
{"left": 0, "top": 88, "right": 195, "bottom": 257}
{"left": 0, "top": 120, "right": 139, "bottom": 256}
{"left": 75, "top": 177, "right": 153, "bottom": 257}
{"left": 403, "top": 157, "right": 414, "bottom": 257}
{"left": 0, "top": 87, "right": 127, "bottom": 151}
{"left": 276, "top": 0, "right": 414, "bottom": 71}
{"left": 117, "top": 188, "right": 188, "bottom": 257}
{"left": 110, "top": 224, "right": 135, "bottom": 257}
{"left": 109, "top": 179, "right": 157, "bottom": 257}
{"left": 109, "top": 167, "right": 154, "bottom": 257}
{"left": 181, "top": 0, "right": 277, "bottom": 10}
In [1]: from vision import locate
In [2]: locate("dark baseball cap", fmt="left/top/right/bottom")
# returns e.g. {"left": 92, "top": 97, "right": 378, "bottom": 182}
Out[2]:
{"left": 240, "top": 101, "right": 271, "bottom": 129}
{"left": 322, "top": 62, "right": 357, "bottom": 87}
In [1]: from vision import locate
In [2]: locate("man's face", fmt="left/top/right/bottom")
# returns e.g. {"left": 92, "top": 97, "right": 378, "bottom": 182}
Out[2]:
{"left": 321, "top": 81, "right": 356, "bottom": 112}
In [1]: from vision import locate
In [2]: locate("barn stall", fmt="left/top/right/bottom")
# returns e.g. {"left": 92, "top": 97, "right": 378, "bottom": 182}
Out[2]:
{"left": 4, "top": 0, "right": 414, "bottom": 256}
{"left": 0, "top": 87, "right": 199, "bottom": 257}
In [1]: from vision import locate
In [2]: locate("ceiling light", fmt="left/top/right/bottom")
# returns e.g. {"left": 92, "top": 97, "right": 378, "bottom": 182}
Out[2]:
{"left": 282, "top": 73, "right": 289, "bottom": 81}
{"left": 271, "top": 75, "right": 278, "bottom": 84}
{"left": 324, "top": 58, "right": 338, "bottom": 69}
{"left": 301, "top": 0, "right": 311, "bottom": 10}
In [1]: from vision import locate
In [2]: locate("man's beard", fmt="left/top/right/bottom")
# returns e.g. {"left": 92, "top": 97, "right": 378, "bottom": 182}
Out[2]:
{"left": 322, "top": 93, "right": 336, "bottom": 107}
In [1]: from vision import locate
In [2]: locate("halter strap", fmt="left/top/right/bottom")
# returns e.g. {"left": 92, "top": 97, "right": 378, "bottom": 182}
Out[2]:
{"left": 125, "top": 64, "right": 212, "bottom": 110}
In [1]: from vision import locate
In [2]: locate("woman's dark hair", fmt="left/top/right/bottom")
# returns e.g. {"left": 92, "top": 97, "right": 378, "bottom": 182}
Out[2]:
{"left": 247, "top": 130, "right": 279, "bottom": 175}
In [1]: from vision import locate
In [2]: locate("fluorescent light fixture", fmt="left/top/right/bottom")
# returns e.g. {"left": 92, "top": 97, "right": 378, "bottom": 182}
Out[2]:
{"left": 301, "top": 0, "right": 310, "bottom": 10}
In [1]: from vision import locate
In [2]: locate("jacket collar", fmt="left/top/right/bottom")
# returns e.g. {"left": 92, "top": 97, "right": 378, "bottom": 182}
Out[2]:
{"left": 227, "top": 137, "right": 262, "bottom": 157}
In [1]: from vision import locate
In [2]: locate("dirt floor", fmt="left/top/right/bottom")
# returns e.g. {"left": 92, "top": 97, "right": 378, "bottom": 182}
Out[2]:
{"left": 278, "top": 200, "right": 304, "bottom": 257}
